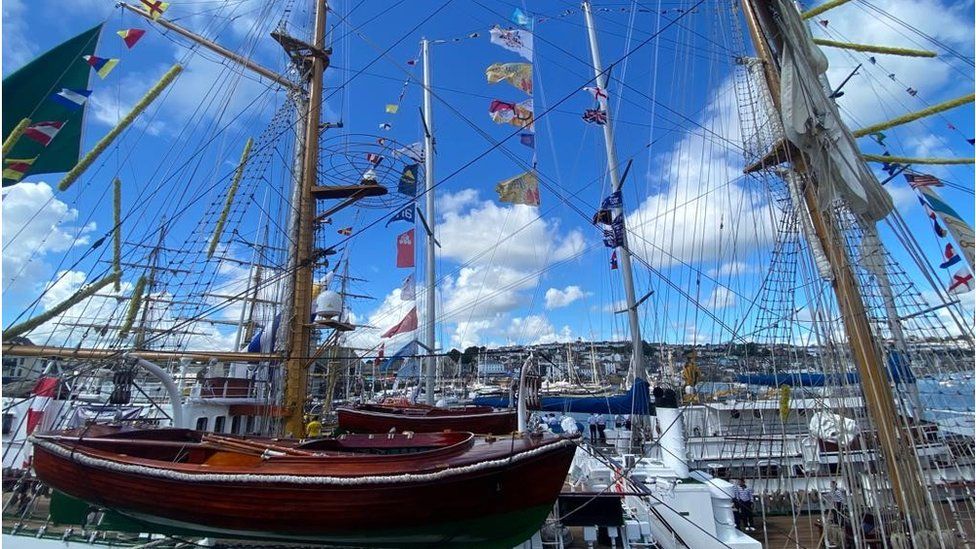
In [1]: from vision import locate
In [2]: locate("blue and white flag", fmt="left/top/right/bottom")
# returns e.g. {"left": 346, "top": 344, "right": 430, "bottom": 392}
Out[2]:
{"left": 601, "top": 191, "right": 622, "bottom": 209}
{"left": 512, "top": 7, "right": 533, "bottom": 28}
{"left": 380, "top": 339, "right": 418, "bottom": 372}
{"left": 401, "top": 273, "right": 416, "bottom": 300}
{"left": 386, "top": 203, "right": 416, "bottom": 226}
{"left": 51, "top": 88, "right": 92, "bottom": 110}
{"left": 247, "top": 314, "right": 281, "bottom": 353}
{"left": 940, "top": 244, "right": 962, "bottom": 269}
{"left": 603, "top": 215, "right": 625, "bottom": 248}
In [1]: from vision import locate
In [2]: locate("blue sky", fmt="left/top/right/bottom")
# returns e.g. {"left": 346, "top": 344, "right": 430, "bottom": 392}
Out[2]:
{"left": 2, "top": 0, "right": 974, "bottom": 353}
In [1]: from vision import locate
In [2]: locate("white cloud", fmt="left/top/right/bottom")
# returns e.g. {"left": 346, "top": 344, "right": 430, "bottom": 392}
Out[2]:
{"left": 2, "top": 0, "right": 35, "bottom": 71}
{"left": 704, "top": 287, "right": 737, "bottom": 310}
{"left": 544, "top": 285, "right": 589, "bottom": 309}
{"left": 707, "top": 261, "right": 756, "bottom": 278}
{"left": 2, "top": 182, "right": 97, "bottom": 308}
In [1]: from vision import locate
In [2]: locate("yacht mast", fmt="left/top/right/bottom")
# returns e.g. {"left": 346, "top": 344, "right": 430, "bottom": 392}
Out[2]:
{"left": 581, "top": 1, "right": 644, "bottom": 383}
{"left": 282, "top": 0, "right": 329, "bottom": 436}
{"left": 421, "top": 38, "right": 437, "bottom": 405}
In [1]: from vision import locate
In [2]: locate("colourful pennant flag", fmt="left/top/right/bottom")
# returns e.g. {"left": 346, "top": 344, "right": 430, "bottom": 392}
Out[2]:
{"left": 385, "top": 104, "right": 399, "bottom": 114}
{"left": 83, "top": 55, "right": 119, "bottom": 79}
{"left": 382, "top": 306, "right": 418, "bottom": 338}
{"left": 117, "top": 28, "right": 146, "bottom": 48}
{"left": 485, "top": 62, "right": 533, "bottom": 94}
{"left": 905, "top": 172, "right": 942, "bottom": 189}
{"left": 610, "top": 250, "right": 618, "bottom": 270}
{"left": 396, "top": 228, "right": 415, "bottom": 268}
{"left": 495, "top": 171, "right": 540, "bottom": 206}
{"left": 140, "top": 0, "right": 169, "bottom": 19}
{"left": 51, "top": 88, "right": 92, "bottom": 110}
{"left": 401, "top": 273, "right": 416, "bottom": 301}
{"left": 2, "top": 157, "right": 37, "bottom": 183}
{"left": 398, "top": 164, "right": 418, "bottom": 196}
{"left": 386, "top": 204, "right": 415, "bottom": 226}
{"left": 940, "top": 244, "right": 962, "bottom": 269}
{"left": 948, "top": 267, "right": 974, "bottom": 294}
{"left": 869, "top": 131, "right": 887, "bottom": 146}
{"left": 24, "top": 121, "right": 65, "bottom": 147}
{"left": 489, "top": 26, "right": 533, "bottom": 61}
{"left": 583, "top": 108, "right": 608, "bottom": 125}
{"left": 394, "top": 142, "right": 425, "bottom": 163}
{"left": 337, "top": 227, "right": 353, "bottom": 236}
{"left": 583, "top": 86, "right": 608, "bottom": 102}
{"left": 918, "top": 186, "right": 976, "bottom": 267}
{"left": 906, "top": 87, "right": 918, "bottom": 96}
{"left": 366, "top": 153, "right": 383, "bottom": 165}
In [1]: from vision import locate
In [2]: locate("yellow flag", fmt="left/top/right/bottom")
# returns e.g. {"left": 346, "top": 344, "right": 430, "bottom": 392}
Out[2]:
{"left": 385, "top": 104, "right": 399, "bottom": 114}
{"left": 495, "top": 171, "right": 540, "bottom": 206}
{"left": 485, "top": 62, "right": 533, "bottom": 94}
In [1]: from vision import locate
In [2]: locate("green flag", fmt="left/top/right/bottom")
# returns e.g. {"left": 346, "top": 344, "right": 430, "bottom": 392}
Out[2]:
{"left": 2, "top": 24, "right": 102, "bottom": 186}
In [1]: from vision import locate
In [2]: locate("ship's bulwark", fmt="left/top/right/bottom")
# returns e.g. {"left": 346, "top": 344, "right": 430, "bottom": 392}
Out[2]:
{"left": 32, "top": 428, "right": 578, "bottom": 547}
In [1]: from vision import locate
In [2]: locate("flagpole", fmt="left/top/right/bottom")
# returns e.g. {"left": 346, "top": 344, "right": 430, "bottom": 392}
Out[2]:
{"left": 421, "top": 38, "right": 437, "bottom": 405}
{"left": 581, "top": 2, "right": 644, "bottom": 384}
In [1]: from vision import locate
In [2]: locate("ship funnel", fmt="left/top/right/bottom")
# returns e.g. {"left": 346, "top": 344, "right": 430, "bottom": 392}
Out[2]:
{"left": 653, "top": 387, "right": 689, "bottom": 478}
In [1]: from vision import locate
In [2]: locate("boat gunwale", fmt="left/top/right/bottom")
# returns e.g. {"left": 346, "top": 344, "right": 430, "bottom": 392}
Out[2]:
{"left": 337, "top": 404, "right": 516, "bottom": 422}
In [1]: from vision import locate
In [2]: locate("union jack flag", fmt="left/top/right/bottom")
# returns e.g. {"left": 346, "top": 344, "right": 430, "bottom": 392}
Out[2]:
{"left": 582, "top": 108, "right": 607, "bottom": 125}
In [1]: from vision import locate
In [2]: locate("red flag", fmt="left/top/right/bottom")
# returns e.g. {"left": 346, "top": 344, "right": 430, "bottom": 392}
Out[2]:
{"left": 117, "top": 28, "right": 147, "bottom": 48}
{"left": 26, "top": 377, "right": 59, "bottom": 435}
{"left": 396, "top": 228, "right": 415, "bottom": 268}
{"left": 382, "top": 307, "right": 418, "bottom": 338}
{"left": 24, "top": 121, "right": 65, "bottom": 146}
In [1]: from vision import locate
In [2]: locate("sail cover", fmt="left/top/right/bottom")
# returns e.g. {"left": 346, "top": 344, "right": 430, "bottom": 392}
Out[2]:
{"left": 773, "top": 0, "right": 892, "bottom": 222}
{"left": 2, "top": 24, "right": 102, "bottom": 184}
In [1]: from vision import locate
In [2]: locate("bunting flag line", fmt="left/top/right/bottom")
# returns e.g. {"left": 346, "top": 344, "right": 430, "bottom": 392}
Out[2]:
{"left": 940, "top": 244, "right": 962, "bottom": 269}
{"left": 610, "top": 250, "right": 618, "bottom": 270}
{"left": 918, "top": 195, "right": 948, "bottom": 237}
{"left": 382, "top": 306, "right": 418, "bottom": 338}
{"left": 489, "top": 26, "right": 533, "bottom": 61}
{"left": 583, "top": 86, "right": 608, "bottom": 102}
{"left": 488, "top": 98, "right": 534, "bottom": 129}
{"left": 485, "top": 62, "right": 533, "bottom": 95}
{"left": 495, "top": 171, "right": 540, "bottom": 206}
{"left": 905, "top": 172, "right": 942, "bottom": 188}
{"left": 385, "top": 104, "right": 399, "bottom": 114}
{"left": 140, "top": 0, "right": 169, "bottom": 19}
{"left": 398, "top": 164, "right": 418, "bottom": 196}
{"left": 512, "top": 7, "right": 533, "bottom": 28}
{"left": 947, "top": 267, "right": 974, "bottom": 295}
{"left": 117, "top": 28, "right": 146, "bottom": 49}
{"left": 917, "top": 185, "right": 976, "bottom": 268}
{"left": 601, "top": 190, "right": 622, "bottom": 209}
{"left": 337, "top": 227, "right": 353, "bottom": 236}
{"left": 83, "top": 55, "right": 120, "bottom": 79}
{"left": 396, "top": 228, "right": 415, "bottom": 268}
{"left": 2, "top": 158, "right": 38, "bottom": 183}
{"left": 906, "top": 87, "right": 918, "bottom": 97}
{"left": 386, "top": 203, "right": 415, "bottom": 226}
{"left": 51, "top": 88, "right": 92, "bottom": 110}
{"left": 24, "top": 121, "right": 65, "bottom": 147}
{"left": 401, "top": 273, "right": 416, "bottom": 301}
{"left": 519, "top": 132, "right": 535, "bottom": 149}
{"left": 583, "top": 108, "right": 608, "bottom": 125}
{"left": 603, "top": 215, "right": 625, "bottom": 248}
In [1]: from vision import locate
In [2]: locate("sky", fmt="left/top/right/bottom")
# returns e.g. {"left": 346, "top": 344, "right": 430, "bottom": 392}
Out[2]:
{"left": 2, "top": 0, "right": 974, "bottom": 356}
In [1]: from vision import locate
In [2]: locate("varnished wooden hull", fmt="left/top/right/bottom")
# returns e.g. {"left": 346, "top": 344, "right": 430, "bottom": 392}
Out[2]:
{"left": 337, "top": 404, "right": 518, "bottom": 434}
{"left": 32, "top": 429, "right": 576, "bottom": 547}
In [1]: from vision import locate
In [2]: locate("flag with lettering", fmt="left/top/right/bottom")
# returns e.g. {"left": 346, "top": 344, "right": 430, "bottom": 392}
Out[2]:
{"left": 396, "top": 228, "right": 415, "bottom": 268}
{"left": 603, "top": 215, "right": 625, "bottom": 247}
{"left": 386, "top": 204, "right": 415, "bottom": 226}
{"left": 382, "top": 307, "right": 418, "bottom": 338}
{"left": 601, "top": 191, "right": 622, "bottom": 209}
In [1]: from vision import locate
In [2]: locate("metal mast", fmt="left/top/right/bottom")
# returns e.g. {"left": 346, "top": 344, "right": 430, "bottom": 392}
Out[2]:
{"left": 282, "top": 0, "right": 329, "bottom": 436}
{"left": 421, "top": 38, "right": 437, "bottom": 405}
{"left": 581, "top": 1, "right": 644, "bottom": 382}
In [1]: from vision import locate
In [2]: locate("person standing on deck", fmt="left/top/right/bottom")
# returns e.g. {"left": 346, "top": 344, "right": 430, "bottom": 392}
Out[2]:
{"left": 596, "top": 413, "right": 607, "bottom": 443}
{"left": 829, "top": 480, "right": 847, "bottom": 513}
{"left": 733, "top": 478, "right": 755, "bottom": 531}
{"left": 587, "top": 413, "right": 599, "bottom": 442}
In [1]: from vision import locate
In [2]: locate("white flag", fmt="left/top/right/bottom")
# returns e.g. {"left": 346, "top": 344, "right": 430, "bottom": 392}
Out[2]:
{"left": 489, "top": 27, "right": 533, "bottom": 61}
{"left": 401, "top": 273, "right": 416, "bottom": 301}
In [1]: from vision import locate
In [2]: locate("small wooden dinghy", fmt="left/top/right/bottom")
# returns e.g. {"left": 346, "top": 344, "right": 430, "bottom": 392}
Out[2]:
{"left": 32, "top": 426, "right": 576, "bottom": 547}
{"left": 337, "top": 402, "right": 518, "bottom": 434}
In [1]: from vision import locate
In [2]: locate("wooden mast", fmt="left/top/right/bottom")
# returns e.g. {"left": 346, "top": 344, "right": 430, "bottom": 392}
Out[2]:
{"left": 741, "top": 0, "right": 937, "bottom": 533}
{"left": 282, "top": 0, "right": 329, "bottom": 437}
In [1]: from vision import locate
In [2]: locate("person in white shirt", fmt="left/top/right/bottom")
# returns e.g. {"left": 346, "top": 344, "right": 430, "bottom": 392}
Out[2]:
{"left": 587, "top": 413, "right": 599, "bottom": 442}
{"left": 830, "top": 480, "right": 847, "bottom": 512}
{"left": 732, "top": 478, "right": 756, "bottom": 531}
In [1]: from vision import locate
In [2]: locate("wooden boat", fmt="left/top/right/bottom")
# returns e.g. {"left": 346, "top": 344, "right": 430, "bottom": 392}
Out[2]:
{"left": 337, "top": 402, "right": 518, "bottom": 434}
{"left": 31, "top": 426, "right": 576, "bottom": 547}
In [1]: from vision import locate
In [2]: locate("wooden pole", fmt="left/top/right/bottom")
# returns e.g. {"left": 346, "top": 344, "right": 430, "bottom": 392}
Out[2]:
{"left": 283, "top": 0, "right": 328, "bottom": 437}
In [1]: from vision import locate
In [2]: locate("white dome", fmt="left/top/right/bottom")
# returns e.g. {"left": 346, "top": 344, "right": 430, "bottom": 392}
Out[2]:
{"left": 314, "top": 290, "right": 342, "bottom": 318}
